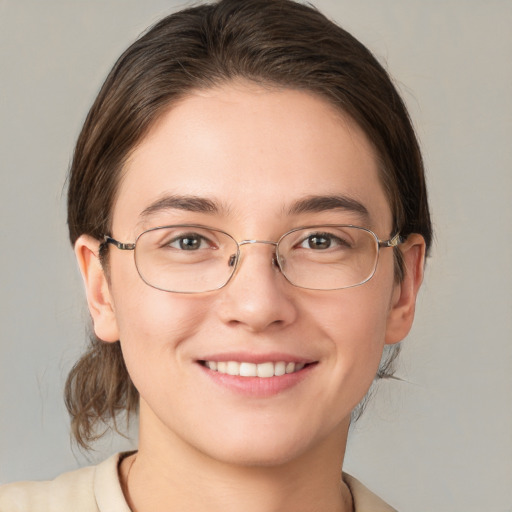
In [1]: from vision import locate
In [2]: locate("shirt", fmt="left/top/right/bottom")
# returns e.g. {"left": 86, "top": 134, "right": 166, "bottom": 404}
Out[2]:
{"left": 0, "top": 453, "right": 396, "bottom": 511}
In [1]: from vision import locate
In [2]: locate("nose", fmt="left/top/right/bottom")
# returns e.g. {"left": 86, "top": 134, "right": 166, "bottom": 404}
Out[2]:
{"left": 217, "top": 241, "right": 298, "bottom": 333}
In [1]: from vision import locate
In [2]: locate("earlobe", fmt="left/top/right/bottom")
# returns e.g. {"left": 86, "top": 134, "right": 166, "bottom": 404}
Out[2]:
{"left": 74, "top": 235, "right": 120, "bottom": 343}
{"left": 385, "top": 233, "right": 426, "bottom": 345}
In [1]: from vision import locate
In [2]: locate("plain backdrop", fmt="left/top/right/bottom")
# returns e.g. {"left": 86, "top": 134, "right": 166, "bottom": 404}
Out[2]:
{"left": 1, "top": 1, "right": 511, "bottom": 511}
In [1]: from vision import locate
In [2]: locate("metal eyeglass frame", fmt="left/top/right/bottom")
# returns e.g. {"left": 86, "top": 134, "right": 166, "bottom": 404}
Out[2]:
{"left": 102, "top": 224, "right": 403, "bottom": 293}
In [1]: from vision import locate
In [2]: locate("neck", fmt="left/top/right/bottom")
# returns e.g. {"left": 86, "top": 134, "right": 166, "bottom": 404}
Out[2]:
{"left": 121, "top": 401, "right": 353, "bottom": 512}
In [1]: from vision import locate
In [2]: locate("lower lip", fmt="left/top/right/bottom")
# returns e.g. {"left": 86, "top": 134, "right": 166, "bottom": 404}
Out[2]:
{"left": 197, "top": 363, "right": 316, "bottom": 398}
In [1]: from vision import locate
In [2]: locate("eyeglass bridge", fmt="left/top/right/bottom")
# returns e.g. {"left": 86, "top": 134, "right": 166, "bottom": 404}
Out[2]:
{"left": 228, "top": 239, "right": 280, "bottom": 268}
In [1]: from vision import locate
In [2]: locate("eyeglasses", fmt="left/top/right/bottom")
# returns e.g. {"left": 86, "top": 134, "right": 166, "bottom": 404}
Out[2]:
{"left": 103, "top": 224, "right": 402, "bottom": 293}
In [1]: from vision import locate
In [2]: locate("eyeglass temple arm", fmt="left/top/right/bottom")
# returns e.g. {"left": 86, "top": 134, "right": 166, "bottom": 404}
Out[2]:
{"left": 378, "top": 233, "right": 403, "bottom": 248}
{"left": 103, "top": 236, "right": 136, "bottom": 251}
{"left": 102, "top": 231, "right": 402, "bottom": 251}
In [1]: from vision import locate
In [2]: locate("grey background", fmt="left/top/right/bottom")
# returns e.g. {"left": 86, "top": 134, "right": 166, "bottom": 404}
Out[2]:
{"left": 1, "top": 1, "right": 511, "bottom": 511}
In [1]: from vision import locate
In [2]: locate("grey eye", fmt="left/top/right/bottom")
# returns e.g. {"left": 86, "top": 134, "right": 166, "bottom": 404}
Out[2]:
{"left": 168, "top": 234, "right": 208, "bottom": 250}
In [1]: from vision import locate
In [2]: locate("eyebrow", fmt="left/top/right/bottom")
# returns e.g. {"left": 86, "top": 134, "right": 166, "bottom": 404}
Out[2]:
{"left": 138, "top": 195, "right": 223, "bottom": 221}
{"left": 137, "top": 193, "right": 369, "bottom": 223}
{"left": 287, "top": 194, "right": 369, "bottom": 219}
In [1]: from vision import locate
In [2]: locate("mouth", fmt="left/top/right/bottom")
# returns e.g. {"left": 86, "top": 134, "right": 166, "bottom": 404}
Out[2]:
{"left": 199, "top": 360, "right": 308, "bottom": 378}
{"left": 197, "top": 355, "right": 317, "bottom": 397}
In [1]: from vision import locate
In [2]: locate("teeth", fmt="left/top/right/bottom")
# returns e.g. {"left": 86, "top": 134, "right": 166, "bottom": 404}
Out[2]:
{"left": 240, "top": 362, "right": 257, "bottom": 377}
{"left": 274, "top": 361, "right": 286, "bottom": 376}
{"left": 204, "top": 360, "right": 305, "bottom": 377}
{"left": 257, "top": 362, "right": 274, "bottom": 378}
{"left": 226, "top": 361, "right": 240, "bottom": 376}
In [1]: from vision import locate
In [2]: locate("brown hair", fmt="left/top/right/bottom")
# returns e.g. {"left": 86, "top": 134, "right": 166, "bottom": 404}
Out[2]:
{"left": 65, "top": 0, "right": 432, "bottom": 448}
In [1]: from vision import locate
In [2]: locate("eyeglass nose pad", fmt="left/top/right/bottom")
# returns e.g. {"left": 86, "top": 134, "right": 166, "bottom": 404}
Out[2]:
{"left": 272, "top": 254, "right": 284, "bottom": 272}
{"left": 229, "top": 252, "right": 281, "bottom": 271}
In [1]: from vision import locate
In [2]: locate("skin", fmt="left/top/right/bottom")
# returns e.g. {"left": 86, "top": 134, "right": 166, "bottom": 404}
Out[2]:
{"left": 75, "top": 81, "right": 425, "bottom": 512}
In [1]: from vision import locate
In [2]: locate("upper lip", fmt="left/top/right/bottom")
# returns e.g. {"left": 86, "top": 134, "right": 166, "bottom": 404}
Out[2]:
{"left": 198, "top": 352, "right": 316, "bottom": 365}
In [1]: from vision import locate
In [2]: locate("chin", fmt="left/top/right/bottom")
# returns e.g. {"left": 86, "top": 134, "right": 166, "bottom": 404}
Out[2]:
{"left": 193, "top": 420, "right": 337, "bottom": 469}
{"left": 207, "top": 440, "right": 309, "bottom": 468}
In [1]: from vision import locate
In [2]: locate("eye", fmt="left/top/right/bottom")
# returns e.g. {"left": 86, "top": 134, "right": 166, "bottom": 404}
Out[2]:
{"left": 167, "top": 233, "right": 211, "bottom": 251}
{"left": 299, "top": 232, "right": 350, "bottom": 250}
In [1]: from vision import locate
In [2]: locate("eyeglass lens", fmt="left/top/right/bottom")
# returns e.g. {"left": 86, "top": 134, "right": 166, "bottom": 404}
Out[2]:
{"left": 133, "top": 225, "right": 380, "bottom": 293}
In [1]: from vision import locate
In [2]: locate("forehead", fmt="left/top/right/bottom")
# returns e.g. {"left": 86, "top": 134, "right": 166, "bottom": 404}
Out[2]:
{"left": 113, "top": 82, "right": 391, "bottom": 237}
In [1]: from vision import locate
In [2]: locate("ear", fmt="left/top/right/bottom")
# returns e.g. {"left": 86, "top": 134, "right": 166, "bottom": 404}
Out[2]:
{"left": 385, "top": 233, "right": 426, "bottom": 345}
{"left": 74, "top": 235, "right": 120, "bottom": 343}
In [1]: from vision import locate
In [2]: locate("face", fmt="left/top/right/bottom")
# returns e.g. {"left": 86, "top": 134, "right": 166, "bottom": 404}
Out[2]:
{"left": 78, "top": 81, "right": 421, "bottom": 467}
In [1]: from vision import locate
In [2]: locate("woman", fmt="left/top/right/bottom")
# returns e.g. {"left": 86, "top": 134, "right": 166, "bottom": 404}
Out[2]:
{"left": 0, "top": 0, "right": 431, "bottom": 510}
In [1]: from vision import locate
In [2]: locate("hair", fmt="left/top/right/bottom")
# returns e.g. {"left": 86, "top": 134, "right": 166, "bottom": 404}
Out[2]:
{"left": 65, "top": 0, "right": 432, "bottom": 448}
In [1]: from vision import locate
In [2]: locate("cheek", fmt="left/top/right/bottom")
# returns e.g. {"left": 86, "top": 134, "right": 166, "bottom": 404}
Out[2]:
{"left": 108, "top": 252, "right": 209, "bottom": 345}
{"left": 109, "top": 269, "right": 212, "bottom": 393}
{"left": 315, "top": 283, "right": 392, "bottom": 348}
{"left": 311, "top": 275, "right": 395, "bottom": 384}
{"left": 116, "top": 291, "right": 206, "bottom": 345}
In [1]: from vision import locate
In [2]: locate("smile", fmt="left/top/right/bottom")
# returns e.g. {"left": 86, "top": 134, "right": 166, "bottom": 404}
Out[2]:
{"left": 202, "top": 361, "right": 306, "bottom": 378}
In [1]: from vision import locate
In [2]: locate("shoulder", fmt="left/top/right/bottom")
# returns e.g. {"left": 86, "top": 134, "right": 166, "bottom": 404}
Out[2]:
{"left": 0, "top": 464, "right": 97, "bottom": 512}
{"left": 343, "top": 473, "right": 398, "bottom": 512}
{"left": 0, "top": 453, "right": 131, "bottom": 512}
